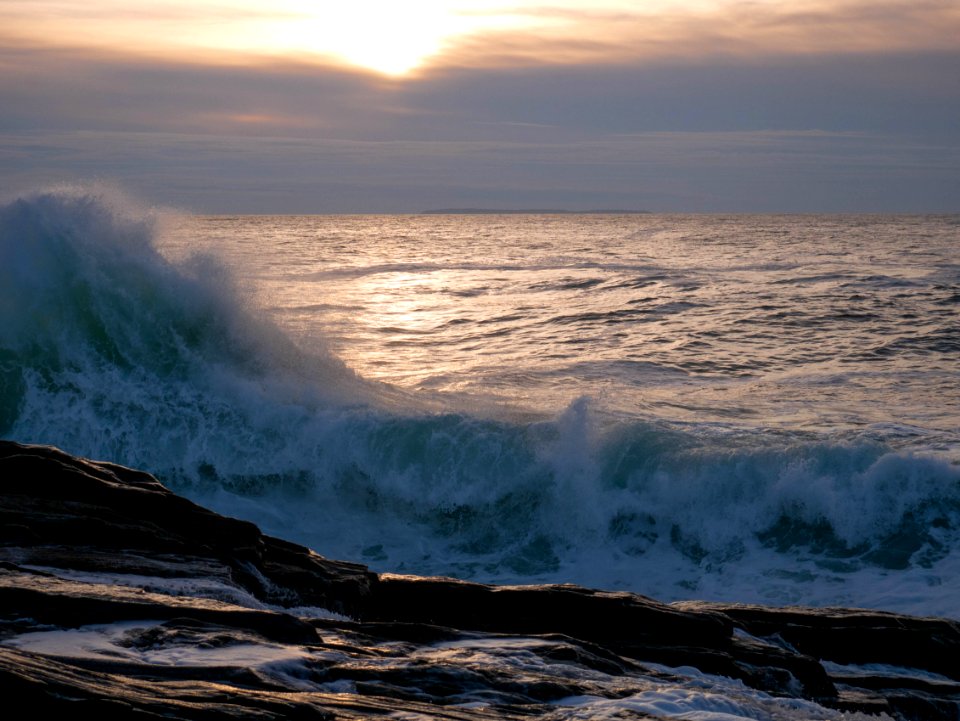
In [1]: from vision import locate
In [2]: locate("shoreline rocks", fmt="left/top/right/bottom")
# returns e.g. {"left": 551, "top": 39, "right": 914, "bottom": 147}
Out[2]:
{"left": 1, "top": 440, "right": 958, "bottom": 719}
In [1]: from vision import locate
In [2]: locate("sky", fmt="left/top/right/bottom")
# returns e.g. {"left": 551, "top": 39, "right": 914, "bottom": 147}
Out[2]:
{"left": 1, "top": 0, "right": 958, "bottom": 213}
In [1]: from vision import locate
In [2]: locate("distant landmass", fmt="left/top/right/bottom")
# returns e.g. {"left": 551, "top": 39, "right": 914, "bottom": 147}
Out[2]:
{"left": 421, "top": 208, "right": 652, "bottom": 215}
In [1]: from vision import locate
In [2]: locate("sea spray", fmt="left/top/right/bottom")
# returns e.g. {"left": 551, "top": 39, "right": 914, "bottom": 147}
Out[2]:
{"left": 3, "top": 187, "right": 959, "bottom": 616}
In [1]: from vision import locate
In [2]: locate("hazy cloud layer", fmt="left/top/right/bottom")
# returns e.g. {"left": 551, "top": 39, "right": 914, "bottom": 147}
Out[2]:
{"left": 4, "top": 46, "right": 958, "bottom": 139}
{"left": 1, "top": 1, "right": 958, "bottom": 212}
{"left": 3, "top": 129, "right": 955, "bottom": 213}
{"left": 434, "top": 0, "right": 960, "bottom": 68}
{"left": 4, "top": 1, "right": 958, "bottom": 68}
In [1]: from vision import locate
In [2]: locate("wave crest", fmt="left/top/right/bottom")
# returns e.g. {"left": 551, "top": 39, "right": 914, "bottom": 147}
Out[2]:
{"left": 3, "top": 187, "right": 959, "bottom": 614}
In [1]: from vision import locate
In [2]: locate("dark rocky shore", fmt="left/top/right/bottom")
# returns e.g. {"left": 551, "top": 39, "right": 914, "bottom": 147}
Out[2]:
{"left": 1, "top": 440, "right": 958, "bottom": 720}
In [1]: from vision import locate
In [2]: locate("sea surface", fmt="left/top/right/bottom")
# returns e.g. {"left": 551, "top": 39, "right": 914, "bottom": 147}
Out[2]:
{"left": 3, "top": 187, "right": 959, "bottom": 618}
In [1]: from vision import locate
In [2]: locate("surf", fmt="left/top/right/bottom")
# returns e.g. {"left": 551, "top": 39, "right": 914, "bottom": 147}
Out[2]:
{"left": 2, "top": 187, "right": 959, "bottom": 617}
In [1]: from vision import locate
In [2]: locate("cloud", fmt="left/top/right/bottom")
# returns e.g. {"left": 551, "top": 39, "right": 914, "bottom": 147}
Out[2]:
{"left": 2, "top": 128, "right": 956, "bottom": 213}
{"left": 7, "top": 42, "right": 957, "bottom": 141}
{"left": 0, "top": 45, "right": 400, "bottom": 136}
{"left": 426, "top": 0, "right": 960, "bottom": 68}
{"left": 0, "top": 2, "right": 957, "bottom": 212}
{"left": 2, "top": 0, "right": 958, "bottom": 73}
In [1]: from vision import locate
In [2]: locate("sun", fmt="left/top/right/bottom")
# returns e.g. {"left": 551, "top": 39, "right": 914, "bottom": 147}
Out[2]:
{"left": 276, "top": 4, "right": 465, "bottom": 76}
{"left": 1, "top": 0, "right": 546, "bottom": 77}
{"left": 234, "top": 1, "right": 535, "bottom": 76}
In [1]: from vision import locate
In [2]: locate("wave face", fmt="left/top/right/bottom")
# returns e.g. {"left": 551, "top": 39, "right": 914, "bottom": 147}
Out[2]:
{"left": 3, "top": 188, "right": 960, "bottom": 617}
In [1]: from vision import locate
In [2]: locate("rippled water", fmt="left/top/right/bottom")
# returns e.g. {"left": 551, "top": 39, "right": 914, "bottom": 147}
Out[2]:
{"left": 172, "top": 213, "right": 960, "bottom": 454}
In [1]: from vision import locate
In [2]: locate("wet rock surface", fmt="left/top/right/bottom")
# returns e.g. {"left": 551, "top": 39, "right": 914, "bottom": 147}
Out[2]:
{"left": 1, "top": 440, "right": 958, "bottom": 719}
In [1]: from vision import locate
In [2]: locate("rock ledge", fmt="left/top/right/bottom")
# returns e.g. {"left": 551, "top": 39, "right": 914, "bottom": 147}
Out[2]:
{"left": 1, "top": 441, "right": 957, "bottom": 719}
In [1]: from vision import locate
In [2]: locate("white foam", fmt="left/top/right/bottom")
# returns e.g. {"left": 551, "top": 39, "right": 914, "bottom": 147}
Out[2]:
{"left": 5, "top": 621, "right": 308, "bottom": 668}
{"left": 5, "top": 189, "right": 960, "bottom": 621}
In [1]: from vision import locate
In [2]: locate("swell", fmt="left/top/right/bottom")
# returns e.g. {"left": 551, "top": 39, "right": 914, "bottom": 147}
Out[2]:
{"left": 2, "top": 188, "right": 959, "bottom": 614}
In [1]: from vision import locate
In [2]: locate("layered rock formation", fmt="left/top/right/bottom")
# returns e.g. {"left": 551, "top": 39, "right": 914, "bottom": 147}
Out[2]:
{"left": 1, "top": 441, "right": 957, "bottom": 719}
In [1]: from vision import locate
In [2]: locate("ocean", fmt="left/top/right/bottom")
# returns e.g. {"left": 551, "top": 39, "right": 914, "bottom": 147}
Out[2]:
{"left": 2, "top": 187, "right": 959, "bottom": 618}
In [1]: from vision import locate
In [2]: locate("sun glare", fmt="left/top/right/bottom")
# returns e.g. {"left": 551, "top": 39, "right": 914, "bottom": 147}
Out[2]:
{"left": 0, "top": 0, "right": 537, "bottom": 76}
{"left": 277, "top": 3, "right": 471, "bottom": 76}
{"left": 198, "top": 1, "right": 542, "bottom": 76}
{"left": 5, "top": 0, "right": 954, "bottom": 76}
{"left": 258, "top": 2, "right": 541, "bottom": 76}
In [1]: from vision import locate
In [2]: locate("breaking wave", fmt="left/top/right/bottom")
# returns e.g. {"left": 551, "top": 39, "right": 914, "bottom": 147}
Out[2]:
{"left": 3, "top": 187, "right": 959, "bottom": 616}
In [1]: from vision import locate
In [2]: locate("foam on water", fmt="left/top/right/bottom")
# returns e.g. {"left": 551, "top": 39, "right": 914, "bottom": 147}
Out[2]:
{"left": 3, "top": 187, "right": 959, "bottom": 617}
{"left": 6, "top": 621, "right": 310, "bottom": 667}
{"left": 5, "top": 618, "right": 888, "bottom": 720}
